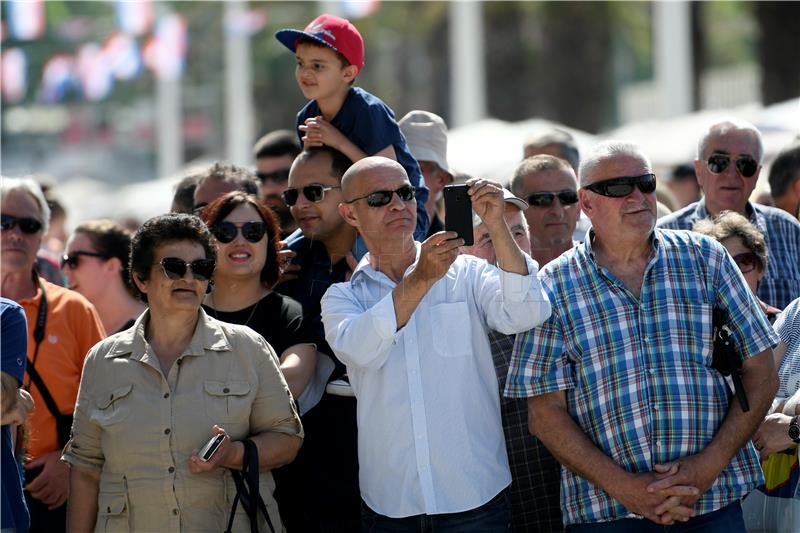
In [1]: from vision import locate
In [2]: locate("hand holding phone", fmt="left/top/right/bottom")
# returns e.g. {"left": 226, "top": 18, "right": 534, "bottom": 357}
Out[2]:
{"left": 198, "top": 433, "right": 226, "bottom": 462}
{"left": 443, "top": 184, "right": 474, "bottom": 246}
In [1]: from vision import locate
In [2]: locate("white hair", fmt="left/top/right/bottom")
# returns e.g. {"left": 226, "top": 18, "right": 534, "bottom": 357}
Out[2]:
{"left": 696, "top": 118, "right": 764, "bottom": 162}
{"left": 579, "top": 141, "right": 652, "bottom": 187}
{"left": 1, "top": 176, "right": 51, "bottom": 233}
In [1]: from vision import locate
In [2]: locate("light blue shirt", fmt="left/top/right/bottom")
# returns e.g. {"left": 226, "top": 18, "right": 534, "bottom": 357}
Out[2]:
{"left": 321, "top": 244, "right": 551, "bottom": 518}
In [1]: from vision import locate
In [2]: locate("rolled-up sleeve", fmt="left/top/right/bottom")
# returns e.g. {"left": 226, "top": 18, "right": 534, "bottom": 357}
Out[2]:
{"left": 61, "top": 347, "right": 104, "bottom": 471}
{"left": 249, "top": 336, "right": 303, "bottom": 438}
{"left": 321, "top": 282, "right": 399, "bottom": 370}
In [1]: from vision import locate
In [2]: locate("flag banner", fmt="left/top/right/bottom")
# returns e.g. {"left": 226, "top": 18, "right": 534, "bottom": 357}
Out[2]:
{"left": 223, "top": 8, "right": 268, "bottom": 37}
{"left": 6, "top": 0, "right": 45, "bottom": 41}
{"left": 116, "top": 0, "right": 153, "bottom": 36}
{"left": 40, "top": 54, "right": 76, "bottom": 104}
{"left": 103, "top": 31, "right": 142, "bottom": 81}
{"left": 143, "top": 14, "right": 187, "bottom": 81}
{"left": 77, "top": 43, "right": 113, "bottom": 101}
{"left": 1, "top": 48, "right": 27, "bottom": 103}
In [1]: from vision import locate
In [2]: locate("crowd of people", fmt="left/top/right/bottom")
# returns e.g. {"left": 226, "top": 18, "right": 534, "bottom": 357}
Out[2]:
{"left": 2, "top": 12, "right": 800, "bottom": 533}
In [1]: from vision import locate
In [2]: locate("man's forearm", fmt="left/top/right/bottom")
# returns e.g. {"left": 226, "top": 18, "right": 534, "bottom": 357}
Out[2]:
{"left": 67, "top": 466, "right": 100, "bottom": 533}
{"left": 392, "top": 270, "right": 434, "bottom": 329}
{"left": 487, "top": 220, "right": 527, "bottom": 275}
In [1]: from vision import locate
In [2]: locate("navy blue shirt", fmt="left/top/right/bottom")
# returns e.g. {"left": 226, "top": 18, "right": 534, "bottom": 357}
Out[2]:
{"left": 1, "top": 297, "right": 30, "bottom": 533}
{"left": 296, "top": 86, "right": 430, "bottom": 240}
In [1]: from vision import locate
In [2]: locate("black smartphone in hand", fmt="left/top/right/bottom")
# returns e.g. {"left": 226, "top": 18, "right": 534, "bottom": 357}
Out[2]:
{"left": 199, "top": 433, "right": 226, "bottom": 462}
{"left": 443, "top": 184, "right": 474, "bottom": 246}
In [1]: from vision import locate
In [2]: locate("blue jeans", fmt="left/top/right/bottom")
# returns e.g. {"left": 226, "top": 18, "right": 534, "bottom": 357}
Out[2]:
{"left": 566, "top": 500, "right": 744, "bottom": 533}
{"left": 361, "top": 491, "right": 512, "bottom": 533}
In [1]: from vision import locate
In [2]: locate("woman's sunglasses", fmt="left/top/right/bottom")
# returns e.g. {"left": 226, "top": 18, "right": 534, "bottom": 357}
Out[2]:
{"left": 281, "top": 184, "right": 341, "bottom": 206}
{"left": 584, "top": 173, "right": 657, "bottom": 198}
{"left": 61, "top": 250, "right": 108, "bottom": 269}
{"left": 707, "top": 153, "right": 758, "bottom": 178}
{"left": 159, "top": 257, "right": 215, "bottom": 281}
{"left": 345, "top": 184, "right": 416, "bottom": 207}
{"left": 527, "top": 190, "right": 579, "bottom": 207}
{"left": 732, "top": 252, "right": 761, "bottom": 274}
{"left": 211, "top": 221, "right": 266, "bottom": 244}
{"left": 1, "top": 214, "right": 43, "bottom": 234}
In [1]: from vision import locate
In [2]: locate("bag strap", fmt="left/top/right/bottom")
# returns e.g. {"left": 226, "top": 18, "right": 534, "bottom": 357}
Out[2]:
{"left": 225, "top": 439, "right": 275, "bottom": 533}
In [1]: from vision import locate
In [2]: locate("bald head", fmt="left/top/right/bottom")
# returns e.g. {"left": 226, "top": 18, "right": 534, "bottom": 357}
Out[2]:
{"left": 697, "top": 118, "right": 763, "bottom": 162}
{"left": 341, "top": 156, "right": 408, "bottom": 199}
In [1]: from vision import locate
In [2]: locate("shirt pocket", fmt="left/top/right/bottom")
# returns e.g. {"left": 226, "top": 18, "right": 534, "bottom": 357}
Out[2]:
{"left": 91, "top": 384, "right": 134, "bottom": 427}
{"left": 430, "top": 302, "right": 473, "bottom": 358}
{"left": 95, "top": 490, "right": 130, "bottom": 533}
{"left": 203, "top": 380, "right": 252, "bottom": 423}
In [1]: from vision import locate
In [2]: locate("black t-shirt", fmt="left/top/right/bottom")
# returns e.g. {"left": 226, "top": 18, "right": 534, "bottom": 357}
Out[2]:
{"left": 202, "top": 291, "right": 313, "bottom": 356}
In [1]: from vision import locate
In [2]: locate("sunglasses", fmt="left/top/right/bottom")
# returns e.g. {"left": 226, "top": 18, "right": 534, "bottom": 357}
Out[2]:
{"left": 707, "top": 153, "right": 758, "bottom": 178}
{"left": 584, "top": 173, "right": 657, "bottom": 198}
{"left": 527, "top": 190, "right": 579, "bottom": 207}
{"left": 281, "top": 184, "right": 341, "bottom": 206}
{"left": 211, "top": 221, "right": 267, "bottom": 244}
{"left": 256, "top": 169, "right": 290, "bottom": 183}
{"left": 345, "top": 184, "right": 416, "bottom": 207}
{"left": 61, "top": 250, "right": 108, "bottom": 269}
{"left": 159, "top": 257, "right": 215, "bottom": 281}
{"left": 732, "top": 252, "right": 761, "bottom": 274}
{"left": 1, "top": 214, "right": 43, "bottom": 234}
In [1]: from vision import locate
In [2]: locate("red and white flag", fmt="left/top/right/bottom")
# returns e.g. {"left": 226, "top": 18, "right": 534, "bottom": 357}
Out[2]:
{"left": 143, "top": 14, "right": 187, "bottom": 81}
{"left": 6, "top": 0, "right": 45, "bottom": 41}
{"left": 115, "top": 0, "right": 153, "bottom": 36}
{"left": 1, "top": 48, "right": 27, "bottom": 103}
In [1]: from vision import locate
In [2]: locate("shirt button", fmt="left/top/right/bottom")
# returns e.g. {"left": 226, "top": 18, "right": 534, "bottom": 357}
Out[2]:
{"left": 172, "top": 508, "right": 179, "bottom": 515}
{"left": 168, "top": 466, "right": 175, "bottom": 473}
{"left": 163, "top": 392, "right": 170, "bottom": 399}
{"left": 164, "top": 428, "right": 171, "bottom": 435}
{"left": 177, "top": 359, "right": 183, "bottom": 366}
{"left": 223, "top": 387, "right": 230, "bottom": 393}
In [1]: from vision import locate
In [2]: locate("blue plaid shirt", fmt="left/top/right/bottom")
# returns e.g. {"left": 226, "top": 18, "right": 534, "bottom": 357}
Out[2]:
{"left": 657, "top": 199, "right": 800, "bottom": 309}
{"left": 506, "top": 228, "right": 779, "bottom": 525}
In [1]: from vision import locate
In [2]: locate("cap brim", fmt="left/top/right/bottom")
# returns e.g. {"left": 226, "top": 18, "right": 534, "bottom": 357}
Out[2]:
{"left": 275, "top": 29, "right": 339, "bottom": 56}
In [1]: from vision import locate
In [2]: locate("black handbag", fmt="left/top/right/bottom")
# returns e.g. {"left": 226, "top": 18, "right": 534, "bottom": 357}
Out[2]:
{"left": 225, "top": 439, "right": 276, "bottom": 533}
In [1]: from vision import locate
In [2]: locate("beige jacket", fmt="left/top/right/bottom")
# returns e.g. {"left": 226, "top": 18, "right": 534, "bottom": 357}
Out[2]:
{"left": 62, "top": 309, "right": 303, "bottom": 533}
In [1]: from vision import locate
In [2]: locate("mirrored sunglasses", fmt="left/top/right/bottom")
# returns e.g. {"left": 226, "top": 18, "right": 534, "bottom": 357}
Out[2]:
{"left": 159, "top": 257, "right": 215, "bottom": 281}
{"left": 281, "top": 184, "right": 341, "bottom": 206}
{"left": 212, "top": 221, "right": 267, "bottom": 244}
{"left": 732, "top": 252, "right": 760, "bottom": 274}
{"left": 345, "top": 184, "right": 416, "bottom": 208}
{"left": 527, "top": 190, "right": 579, "bottom": 207}
{"left": 61, "top": 250, "right": 108, "bottom": 269}
{"left": 256, "top": 169, "right": 291, "bottom": 183}
{"left": 1, "top": 214, "right": 43, "bottom": 234}
{"left": 707, "top": 153, "right": 758, "bottom": 178}
{"left": 584, "top": 173, "right": 657, "bottom": 198}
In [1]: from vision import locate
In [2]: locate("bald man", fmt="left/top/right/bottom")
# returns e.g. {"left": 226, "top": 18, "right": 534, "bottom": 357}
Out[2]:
{"left": 320, "top": 157, "right": 551, "bottom": 530}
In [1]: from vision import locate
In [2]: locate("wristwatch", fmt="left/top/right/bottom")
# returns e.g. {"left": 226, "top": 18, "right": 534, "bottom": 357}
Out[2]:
{"left": 789, "top": 416, "right": 800, "bottom": 444}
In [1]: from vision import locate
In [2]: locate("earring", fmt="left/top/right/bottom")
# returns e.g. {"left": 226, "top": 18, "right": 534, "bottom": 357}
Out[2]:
{"left": 205, "top": 282, "right": 214, "bottom": 294}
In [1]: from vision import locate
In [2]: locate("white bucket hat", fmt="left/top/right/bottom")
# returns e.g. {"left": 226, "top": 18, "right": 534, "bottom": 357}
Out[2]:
{"left": 399, "top": 110, "right": 450, "bottom": 173}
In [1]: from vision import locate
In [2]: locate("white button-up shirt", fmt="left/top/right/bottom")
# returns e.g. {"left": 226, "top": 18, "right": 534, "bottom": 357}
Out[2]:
{"left": 321, "top": 244, "right": 551, "bottom": 518}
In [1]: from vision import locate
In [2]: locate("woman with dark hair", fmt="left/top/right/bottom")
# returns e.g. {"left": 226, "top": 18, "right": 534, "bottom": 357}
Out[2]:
{"left": 63, "top": 213, "right": 303, "bottom": 532}
{"left": 61, "top": 219, "right": 145, "bottom": 334}
{"left": 200, "top": 192, "right": 318, "bottom": 398}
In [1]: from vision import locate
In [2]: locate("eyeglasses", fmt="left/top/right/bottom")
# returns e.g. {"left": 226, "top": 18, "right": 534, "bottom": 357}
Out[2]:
{"left": 60, "top": 251, "right": 108, "bottom": 269}
{"left": 211, "top": 221, "right": 267, "bottom": 244}
{"left": 732, "top": 252, "right": 761, "bottom": 274}
{"left": 584, "top": 173, "right": 657, "bottom": 198}
{"left": 281, "top": 184, "right": 341, "bottom": 206}
{"left": 527, "top": 190, "right": 579, "bottom": 207}
{"left": 158, "top": 257, "right": 215, "bottom": 281}
{"left": 707, "top": 153, "right": 758, "bottom": 178}
{"left": 256, "top": 169, "right": 290, "bottom": 183}
{"left": 1, "top": 214, "right": 43, "bottom": 234}
{"left": 345, "top": 184, "right": 416, "bottom": 207}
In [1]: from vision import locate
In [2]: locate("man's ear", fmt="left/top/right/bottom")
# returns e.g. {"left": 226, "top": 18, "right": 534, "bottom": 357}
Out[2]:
{"left": 578, "top": 189, "right": 594, "bottom": 217}
{"left": 339, "top": 202, "right": 360, "bottom": 229}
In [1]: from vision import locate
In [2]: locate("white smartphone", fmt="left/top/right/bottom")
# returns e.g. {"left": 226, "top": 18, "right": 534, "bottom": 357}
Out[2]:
{"left": 198, "top": 433, "right": 226, "bottom": 462}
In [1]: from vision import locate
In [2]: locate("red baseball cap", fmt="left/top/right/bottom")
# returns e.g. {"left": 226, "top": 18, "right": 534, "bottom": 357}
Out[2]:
{"left": 275, "top": 14, "right": 365, "bottom": 74}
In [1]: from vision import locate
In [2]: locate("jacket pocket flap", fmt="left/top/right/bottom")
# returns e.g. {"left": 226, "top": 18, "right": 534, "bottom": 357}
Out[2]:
{"left": 204, "top": 380, "right": 250, "bottom": 397}
{"left": 98, "top": 493, "right": 127, "bottom": 516}
{"left": 96, "top": 384, "right": 134, "bottom": 410}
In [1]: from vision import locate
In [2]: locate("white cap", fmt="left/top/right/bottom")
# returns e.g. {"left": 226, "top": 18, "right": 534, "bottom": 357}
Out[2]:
{"left": 399, "top": 110, "right": 450, "bottom": 173}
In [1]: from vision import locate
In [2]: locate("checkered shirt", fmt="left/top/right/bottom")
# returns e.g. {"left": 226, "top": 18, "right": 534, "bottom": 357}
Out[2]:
{"left": 505, "top": 228, "right": 780, "bottom": 526}
{"left": 490, "top": 330, "right": 564, "bottom": 532}
{"left": 657, "top": 199, "right": 800, "bottom": 309}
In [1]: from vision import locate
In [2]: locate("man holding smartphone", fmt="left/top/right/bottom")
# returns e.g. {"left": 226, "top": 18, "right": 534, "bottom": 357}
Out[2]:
{"left": 321, "top": 156, "right": 551, "bottom": 531}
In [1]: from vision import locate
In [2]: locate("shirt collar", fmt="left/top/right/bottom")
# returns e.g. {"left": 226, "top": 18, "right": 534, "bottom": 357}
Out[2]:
{"left": 696, "top": 197, "right": 758, "bottom": 223}
{"left": 350, "top": 242, "right": 422, "bottom": 286}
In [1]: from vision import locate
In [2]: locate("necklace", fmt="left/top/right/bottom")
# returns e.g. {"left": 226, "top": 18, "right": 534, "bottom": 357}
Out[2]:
{"left": 208, "top": 294, "right": 261, "bottom": 328}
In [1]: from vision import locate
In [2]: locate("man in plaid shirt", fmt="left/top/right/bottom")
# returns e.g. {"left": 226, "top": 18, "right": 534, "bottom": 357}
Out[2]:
{"left": 507, "top": 141, "right": 779, "bottom": 532}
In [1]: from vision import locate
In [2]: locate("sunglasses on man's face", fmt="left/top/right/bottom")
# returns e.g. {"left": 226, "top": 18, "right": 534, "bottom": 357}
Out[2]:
{"left": 256, "top": 169, "right": 291, "bottom": 184}
{"left": 61, "top": 250, "right": 108, "bottom": 269}
{"left": 527, "top": 190, "right": 579, "bottom": 207}
{"left": 281, "top": 184, "right": 341, "bottom": 206}
{"left": 584, "top": 173, "right": 657, "bottom": 198}
{"left": 212, "top": 221, "right": 266, "bottom": 244}
{"left": 345, "top": 184, "right": 416, "bottom": 208}
{"left": 707, "top": 153, "right": 758, "bottom": 178}
{"left": 1, "top": 214, "right": 43, "bottom": 234}
{"left": 158, "top": 257, "right": 215, "bottom": 281}
{"left": 732, "top": 252, "right": 761, "bottom": 274}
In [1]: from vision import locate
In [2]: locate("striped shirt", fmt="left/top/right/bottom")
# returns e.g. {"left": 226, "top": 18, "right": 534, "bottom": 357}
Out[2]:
{"left": 506, "top": 228, "right": 779, "bottom": 525}
{"left": 657, "top": 199, "right": 800, "bottom": 309}
{"left": 776, "top": 297, "right": 800, "bottom": 400}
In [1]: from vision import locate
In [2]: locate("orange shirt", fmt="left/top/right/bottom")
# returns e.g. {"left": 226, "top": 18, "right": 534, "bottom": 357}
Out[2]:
{"left": 19, "top": 278, "right": 105, "bottom": 459}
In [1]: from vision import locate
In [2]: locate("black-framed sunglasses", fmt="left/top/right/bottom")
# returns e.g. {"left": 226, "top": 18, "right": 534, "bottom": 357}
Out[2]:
{"left": 211, "top": 221, "right": 267, "bottom": 244}
{"left": 707, "top": 153, "right": 758, "bottom": 178}
{"left": 1, "top": 214, "right": 43, "bottom": 234}
{"left": 584, "top": 173, "right": 657, "bottom": 198}
{"left": 281, "top": 184, "right": 341, "bottom": 206}
{"left": 61, "top": 251, "right": 108, "bottom": 269}
{"left": 527, "top": 190, "right": 579, "bottom": 207}
{"left": 256, "top": 169, "right": 291, "bottom": 183}
{"left": 345, "top": 184, "right": 416, "bottom": 208}
{"left": 159, "top": 257, "right": 215, "bottom": 281}
{"left": 732, "top": 252, "right": 761, "bottom": 274}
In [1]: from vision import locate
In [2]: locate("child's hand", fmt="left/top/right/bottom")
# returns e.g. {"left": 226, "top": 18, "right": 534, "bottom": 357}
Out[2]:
{"left": 299, "top": 116, "right": 347, "bottom": 151}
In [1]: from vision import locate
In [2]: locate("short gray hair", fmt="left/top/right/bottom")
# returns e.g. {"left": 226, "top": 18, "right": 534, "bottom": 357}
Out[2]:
{"left": 579, "top": 141, "right": 652, "bottom": 187}
{"left": 696, "top": 118, "right": 764, "bottom": 162}
{"left": 510, "top": 155, "right": 576, "bottom": 197}
{"left": 1, "top": 176, "right": 51, "bottom": 233}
